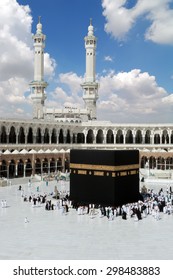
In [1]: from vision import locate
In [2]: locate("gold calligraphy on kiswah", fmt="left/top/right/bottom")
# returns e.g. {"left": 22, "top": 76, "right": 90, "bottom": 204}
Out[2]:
{"left": 70, "top": 163, "right": 139, "bottom": 172}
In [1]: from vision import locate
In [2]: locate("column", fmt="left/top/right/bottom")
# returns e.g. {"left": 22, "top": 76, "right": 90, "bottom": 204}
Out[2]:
{"left": 123, "top": 130, "right": 126, "bottom": 144}
{"left": 93, "top": 131, "right": 97, "bottom": 144}
{"left": 142, "top": 131, "right": 145, "bottom": 144}
{"left": 113, "top": 131, "right": 117, "bottom": 144}
{"left": 83, "top": 132, "right": 87, "bottom": 144}
{"left": 48, "top": 160, "right": 50, "bottom": 176}
{"left": 41, "top": 160, "right": 43, "bottom": 180}
{"left": 63, "top": 131, "right": 67, "bottom": 144}
{"left": 15, "top": 162, "right": 18, "bottom": 177}
{"left": 103, "top": 131, "right": 107, "bottom": 144}
{"left": 132, "top": 130, "right": 136, "bottom": 144}
{"left": 24, "top": 162, "right": 26, "bottom": 178}
{"left": 73, "top": 133, "right": 77, "bottom": 144}
{"left": 7, "top": 162, "right": 10, "bottom": 179}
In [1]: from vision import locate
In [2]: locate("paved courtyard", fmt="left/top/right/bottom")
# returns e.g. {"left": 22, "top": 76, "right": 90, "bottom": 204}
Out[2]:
{"left": 0, "top": 177, "right": 173, "bottom": 260}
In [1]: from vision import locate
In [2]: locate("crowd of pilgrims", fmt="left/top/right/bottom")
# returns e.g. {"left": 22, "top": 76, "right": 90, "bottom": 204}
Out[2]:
{"left": 16, "top": 183, "right": 173, "bottom": 222}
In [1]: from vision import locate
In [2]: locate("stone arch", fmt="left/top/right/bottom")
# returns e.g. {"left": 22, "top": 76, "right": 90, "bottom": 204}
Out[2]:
{"left": 162, "top": 129, "right": 169, "bottom": 144}
{"left": 171, "top": 131, "right": 173, "bottom": 144}
{"left": 36, "top": 127, "right": 42, "bottom": 143}
{"left": 9, "top": 159, "right": 16, "bottom": 178}
{"left": 18, "top": 127, "right": 25, "bottom": 144}
{"left": 51, "top": 128, "right": 57, "bottom": 144}
{"left": 166, "top": 157, "right": 172, "bottom": 170}
{"left": 0, "top": 160, "right": 7, "bottom": 177}
{"left": 25, "top": 159, "right": 32, "bottom": 176}
{"left": 86, "top": 129, "right": 94, "bottom": 144}
{"left": 66, "top": 129, "right": 71, "bottom": 144}
{"left": 18, "top": 159, "right": 24, "bottom": 177}
{"left": 27, "top": 127, "right": 33, "bottom": 144}
{"left": 43, "top": 158, "right": 48, "bottom": 173}
{"left": 77, "top": 133, "right": 85, "bottom": 143}
{"left": 141, "top": 156, "right": 148, "bottom": 168}
{"left": 149, "top": 156, "right": 156, "bottom": 169}
{"left": 0, "top": 126, "right": 7, "bottom": 143}
{"left": 50, "top": 158, "right": 56, "bottom": 173}
{"left": 44, "top": 128, "right": 49, "bottom": 144}
{"left": 125, "top": 130, "right": 133, "bottom": 144}
{"left": 96, "top": 129, "right": 103, "bottom": 144}
{"left": 57, "top": 157, "right": 62, "bottom": 171}
{"left": 116, "top": 130, "right": 123, "bottom": 144}
{"left": 9, "top": 126, "right": 16, "bottom": 144}
{"left": 59, "top": 129, "right": 64, "bottom": 144}
{"left": 135, "top": 130, "right": 142, "bottom": 144}
{"left": 154, "top": 134, "right": 160, "bottom": 144}
{"left": 106, "top": 129, "right": 114, "bottom": 144}
{"left": 157, "top": 156, "right": 165, "bottom": 170}
{"left": 145, "top": 130, "right": 151, "bottom": 144}
{"left": 35, "top": 158, "right": 41, "bottom": 174}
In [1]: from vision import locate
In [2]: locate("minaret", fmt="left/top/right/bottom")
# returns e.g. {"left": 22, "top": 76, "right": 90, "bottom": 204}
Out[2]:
{"left": 30, "top": 17, "right": 48, "bottom": 119}
{"left": 81, "top": 19, "right": 99, "bottom": 120}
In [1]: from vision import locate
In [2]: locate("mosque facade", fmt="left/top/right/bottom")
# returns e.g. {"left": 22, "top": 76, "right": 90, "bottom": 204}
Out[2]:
{"left": 1, "top": 19, "right": 173, "bottom": 179}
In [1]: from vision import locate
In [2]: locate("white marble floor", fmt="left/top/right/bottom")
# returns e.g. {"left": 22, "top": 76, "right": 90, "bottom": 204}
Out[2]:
{"left": 0, "top": 178, "right": 173, "bottom": 260}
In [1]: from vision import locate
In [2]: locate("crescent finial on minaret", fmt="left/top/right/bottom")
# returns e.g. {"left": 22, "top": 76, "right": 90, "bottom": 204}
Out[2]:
{"left": 38, "top": 16, "right": 41, "bottom": 23}
{"left": 90, "top": 18, "right": 92, "bottom": 26}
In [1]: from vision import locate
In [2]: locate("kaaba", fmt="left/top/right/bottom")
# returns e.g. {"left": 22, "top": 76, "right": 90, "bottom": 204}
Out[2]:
{"left": 70, "top": 149, "right": 140, "bottom": 206}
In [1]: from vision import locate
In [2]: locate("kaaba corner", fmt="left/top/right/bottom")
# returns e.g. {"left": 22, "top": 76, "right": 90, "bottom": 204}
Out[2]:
{"left": 70, "top": 149, "right": 140, "bottom": 207}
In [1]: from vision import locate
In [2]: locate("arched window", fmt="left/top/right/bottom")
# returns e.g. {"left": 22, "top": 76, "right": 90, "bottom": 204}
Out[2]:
{"left": 9, "top": 160, "right": 15, "bottom": 178}
{"left": 43, "top": 158, "right": 48, "bottom": 173}
{"left": 27, "top": 127, "right": 33, "bottom": 144}
{"left": 36, "top": 128, "right": 42, "bottom": 143}
{"left": 145, "top": 130, "right": 151, "bottom": 144}
{"left": 50, "top": 158, "right": 56, "bottom": 173}
{"left": 96, "top": 130, "right": 103, "bottom": 144}
{"left": 18, "top": 127, "right": 25, "bottom": 144}
{"left": 157, "top": 157, "right": 164, "bottom": 170}
{"left": 125, "top": 130, "right": 133, "bottom": 144}
{"left": 162, "top": 130, "right": 169, "bottom": 144}
{"left": 135, "top": 130, "right": 142, "bottom": 144}
{"left": 106, "top": 129, "right": 114, "bottom": 144}
{"left": 57, "top": 158, "right": 62, "bottom": 171}
{"left": 149, "top": 156, "right": 156, "bottom": 169}
{"left": 44, "top": 128, "right": 49, "bottom": 144}
{"left": 66, "top": 130, "right": 71, "bottom": 144}
{"left": 59, "top": 129, "right": 64, "bottom": 144}
{"left": 35, "top": 158, "right": 41, "bottom": 175}
{"left": 77, "top": 133, "right": 85, "bottom": 143}
{"left": 51, "top": 129, "right": 57, "bottom": 144}
{"left": 154, "top": 134, "right": 160, "bottom": 144}
{"left": 25, "top": 159, "right": 32, "bottom": 177}
{"left": 116, "top": 130, "right": 123, "bottom": 144}
{"left": 86, "top": 130, "right": 94, "bottom": 144}
{"left": 18, "top": 159, "right": 24, "bottom": 177}
{"left": 0, "top": 126, "right": 7, "bottom": 143}
{"left": 0, "top": 160, "right": 7, "bottom": 178}
{"left": 9, "top": 126, "right": 16, "bottom": 144}
{"left": 141, "top": 156, "right": 148, "bottom": 168}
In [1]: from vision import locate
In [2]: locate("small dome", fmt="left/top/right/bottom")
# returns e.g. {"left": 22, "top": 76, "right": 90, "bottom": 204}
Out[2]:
{"left": 88, "top": 18, "right": 94, "bottom": 36}
{"left": 36, "top": 16, "right": 42, "bottom": 34}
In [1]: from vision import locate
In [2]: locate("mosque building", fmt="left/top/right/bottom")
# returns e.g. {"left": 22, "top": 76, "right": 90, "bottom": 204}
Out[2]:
{"left": 0, "top": 18, "right": 173, "bottom": 180}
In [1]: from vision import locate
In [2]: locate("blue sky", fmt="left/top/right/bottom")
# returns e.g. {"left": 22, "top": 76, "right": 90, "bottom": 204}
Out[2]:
{"left": 1, "top": 0, "right": 173, "bottom": 123}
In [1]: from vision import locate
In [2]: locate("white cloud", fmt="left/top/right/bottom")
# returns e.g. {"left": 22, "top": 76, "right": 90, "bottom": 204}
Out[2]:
{"left": 102, "top": 0, "right": 173, "bottom": 45}
{"left": 46, "top": 72, "right": 84, "bottom": 109}
{"left": 46, "top": 68, "right": 173, "bottom": 123}
{"left": 59, "top": 72, "right": 83, "bottom": 96}
{"left": 97, "top": 69, "right": 173, "bottom": 122}
{"left": 104, "top": 55, "right": 113, "bottom": 62}
{"left": 0, "top": 0, "right": 56, "bottom": 118}
{"left": 44, "top": 53, "right": 57, "bottom": 79}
